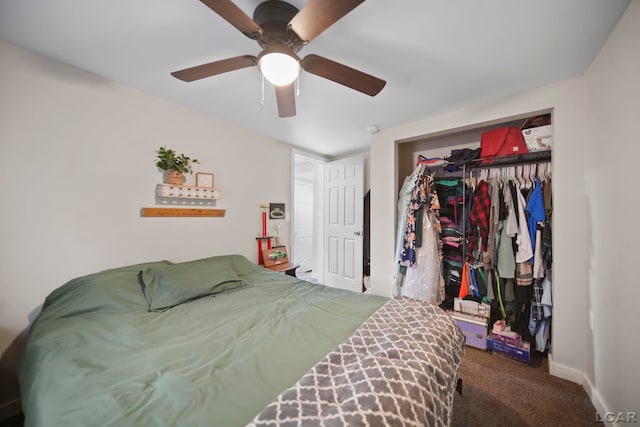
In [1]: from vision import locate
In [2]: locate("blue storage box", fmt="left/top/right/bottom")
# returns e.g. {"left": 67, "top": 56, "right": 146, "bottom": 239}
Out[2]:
{"left": 487, "top": 337, "right": 531, "bottom": 365}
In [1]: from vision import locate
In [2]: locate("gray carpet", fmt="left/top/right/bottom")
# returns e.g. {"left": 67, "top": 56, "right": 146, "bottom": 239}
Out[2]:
{"left": 452, "top": 347, "right": 602, "bottom": 426}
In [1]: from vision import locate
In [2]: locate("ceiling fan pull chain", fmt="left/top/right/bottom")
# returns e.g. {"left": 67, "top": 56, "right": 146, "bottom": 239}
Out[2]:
{"left": 261, "top": 74, "right": 265, "bottom": 107}
{"left": 296, "top": 73, "right": 300, "bottom": 97}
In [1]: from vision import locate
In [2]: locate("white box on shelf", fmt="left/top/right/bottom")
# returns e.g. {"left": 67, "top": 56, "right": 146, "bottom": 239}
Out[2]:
{"left": 522, "top": 125, "right": 552, "bottom": 151}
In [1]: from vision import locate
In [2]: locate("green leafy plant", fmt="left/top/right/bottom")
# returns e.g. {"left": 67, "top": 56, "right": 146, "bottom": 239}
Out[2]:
{"left": 155, "top": 146, "right": 199, "bottom": 174}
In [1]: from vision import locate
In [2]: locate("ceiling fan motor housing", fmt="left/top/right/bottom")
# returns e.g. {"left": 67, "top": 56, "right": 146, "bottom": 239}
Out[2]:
{"left": 253, "top": 0, "right": 303, "bottom": 52}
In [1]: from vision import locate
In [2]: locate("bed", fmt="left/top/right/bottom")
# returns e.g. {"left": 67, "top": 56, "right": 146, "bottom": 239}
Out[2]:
{"left": 18, "top": 254, "right": 464, "bottom": 427}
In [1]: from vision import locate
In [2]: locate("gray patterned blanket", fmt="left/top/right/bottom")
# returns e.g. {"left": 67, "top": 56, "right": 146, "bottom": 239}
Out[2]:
{"left": 247, "top": 297, "right": 465, "bottom": 427}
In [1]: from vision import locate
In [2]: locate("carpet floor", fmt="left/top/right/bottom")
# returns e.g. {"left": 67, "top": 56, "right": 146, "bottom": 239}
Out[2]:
{"left": 452, "top": 346, "right": 602, "bottom": 426}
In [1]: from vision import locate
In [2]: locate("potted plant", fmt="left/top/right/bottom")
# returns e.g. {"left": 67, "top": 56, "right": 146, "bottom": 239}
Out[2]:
{"left": 155, "top": 146, "right": 200, "bottom": 185}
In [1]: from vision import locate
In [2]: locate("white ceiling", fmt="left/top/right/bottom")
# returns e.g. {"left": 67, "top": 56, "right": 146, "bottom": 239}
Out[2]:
{"left": 0, "top": 0, "right": 630, "bottom": 157}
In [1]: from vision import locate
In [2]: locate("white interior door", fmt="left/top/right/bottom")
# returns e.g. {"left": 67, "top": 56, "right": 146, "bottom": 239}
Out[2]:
{"left": 324, "top": 155, "right": 364, "bottom": 292}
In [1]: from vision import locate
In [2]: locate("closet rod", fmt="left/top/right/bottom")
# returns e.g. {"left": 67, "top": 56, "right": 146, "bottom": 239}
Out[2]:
{"left": 464, "top": 150, "right": 551, "bottom": 170}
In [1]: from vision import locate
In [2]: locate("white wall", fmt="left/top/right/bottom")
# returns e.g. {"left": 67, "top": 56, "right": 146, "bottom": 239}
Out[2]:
{"left": 0, "top": 39, "right": 293, "bottom": 404}
{"left": 584, "top": 0, "right": 640, "bottom": 416}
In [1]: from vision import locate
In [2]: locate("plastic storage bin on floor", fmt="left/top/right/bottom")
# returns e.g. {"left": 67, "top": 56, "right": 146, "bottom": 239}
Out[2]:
{"left": 449, "top": 312, "right": 489, "bottom": 350}
{"left": 487, "top": 337, "right": 531, "bottom": 365}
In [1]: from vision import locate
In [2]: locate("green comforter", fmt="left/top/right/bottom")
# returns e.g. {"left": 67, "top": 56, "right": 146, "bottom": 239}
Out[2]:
{"left": 19, "top": 255, "right": 387, "bottom": 427}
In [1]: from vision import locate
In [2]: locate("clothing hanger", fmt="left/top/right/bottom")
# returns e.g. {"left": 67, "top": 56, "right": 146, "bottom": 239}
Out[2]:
{"left": 538, "top": 163, "right": 545, "bottom": 182}
{"left": 546, "top": 162, "right": 552, "bottom": 180}
{"left": 540, "top": 162, "right": 549, "bottom": 182}
{"left": 521, "top": 165, "right": 530, "bottom": 188}
{"left": 546, "top": 163, "right": 551, "bottom": 181}
{"left": 467, "top": 170, "right": 476, "bottom": 190}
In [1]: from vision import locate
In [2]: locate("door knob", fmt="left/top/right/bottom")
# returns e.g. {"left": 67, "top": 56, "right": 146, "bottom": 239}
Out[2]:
{"left": 354, "top": 231, "right": 362, "bottom": 236}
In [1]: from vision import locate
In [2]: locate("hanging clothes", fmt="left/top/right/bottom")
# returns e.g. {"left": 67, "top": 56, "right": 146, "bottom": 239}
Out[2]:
{"left": 467, "top": 180, "right": 491, "bottom": 260}
{"left": 495, "top": 180, "right": 517, "bottom": 278}
{"left": 504, "top": 181, "right": 519, "bottom": 237}
{"left": 486, "top": 179, "right": 502, "bottom": 267}
{"left": 458, "top": 262, "right": 469, "bottom": 299}
{"left": 459, "top": 157, "right": 552, "bottom": 354}
{"left": 531, "top": 278, "right": 545, "bottom": 321}
{"left": 394, "top": 166, "right": 424, "bottom": 264}
{"left": 496, "top": 220, "right": 516, "bottom": 279}
{"left": 435, "top": 177, "right": 465, "bottom": 300}
{"left": 514, "top": 183, "right": 534, "bottom": 263}
{"left": 401, "top": 174, "right": 445, "bottom": 304}
{"left": 526, "top": 179, "right": 545, "bottom": 254}
{"left": 529, "top": 270, "right": 553, "bottom": 352}
{"left": 394, "top": 168, "right": 421, "bottom": 294}
{"left": 399, "top": 174, "right": 428, "bottom": 268}
{"left": 402, "top": 211, "right": 445, "bottom": 304}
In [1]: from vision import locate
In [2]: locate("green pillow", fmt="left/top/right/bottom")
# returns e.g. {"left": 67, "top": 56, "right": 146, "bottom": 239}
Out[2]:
{"left": 40, "top": 261, "right": 173, "bottom": 319}
{"left": 139, "top": 257, "right": 248, "bottom": 311}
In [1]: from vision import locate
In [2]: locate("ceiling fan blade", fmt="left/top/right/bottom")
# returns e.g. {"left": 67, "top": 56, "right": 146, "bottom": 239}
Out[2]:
{"left": 171, "top": 55, "right": 257, "bottom": 82}
{"left": 289, "top": 0, "right": 365, "bottom": 43}
{"left": 275, "top": 83, "right": 296, "bottom": 118}
{"left": 301, "top": 54, "right": 386, "bottom": 96}
{"left": 200, "top": 0, "right": 263, "bottom": 40}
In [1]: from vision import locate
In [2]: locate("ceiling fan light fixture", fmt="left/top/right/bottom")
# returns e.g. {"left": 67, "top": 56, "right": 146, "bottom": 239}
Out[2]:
{"left": 258, "top": 49, "right": 300, "bottom": 86}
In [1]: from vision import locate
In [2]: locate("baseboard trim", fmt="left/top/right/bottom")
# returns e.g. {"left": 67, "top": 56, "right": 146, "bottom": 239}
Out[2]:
{"left": 548, "top": 355, "right": 615, "bottom": 426}
{"left": 582, "top": 374, "right": 612, "bottom": 425}
{"left": 548, "top": 353, "right": 583, "bottom": 384}
{"left": 0, "top": 398, "right": 22, "bottom": 421}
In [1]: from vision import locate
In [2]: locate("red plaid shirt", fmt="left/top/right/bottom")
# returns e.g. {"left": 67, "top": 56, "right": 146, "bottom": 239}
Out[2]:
{"left": 468, "top": 180, "right": 491, "bottom": 257}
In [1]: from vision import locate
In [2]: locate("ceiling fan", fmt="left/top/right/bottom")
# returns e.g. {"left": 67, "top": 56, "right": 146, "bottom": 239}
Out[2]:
{"left": 171, "top": 0, "right": 386, "bottom": 118}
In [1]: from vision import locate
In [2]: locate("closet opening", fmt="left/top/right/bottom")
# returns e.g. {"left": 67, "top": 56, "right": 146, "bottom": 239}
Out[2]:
{"left": 395, "top": 111, "right": 553, "bottom": 369}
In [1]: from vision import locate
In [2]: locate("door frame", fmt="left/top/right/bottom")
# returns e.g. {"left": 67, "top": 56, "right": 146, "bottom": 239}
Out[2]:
{"left": 291, "top": 150, "right": 327, "bottom": 283}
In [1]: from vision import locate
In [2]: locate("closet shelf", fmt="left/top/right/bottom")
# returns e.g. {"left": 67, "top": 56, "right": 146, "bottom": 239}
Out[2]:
{"left": 465, "top": 150, "right": 551, "bottom": 169}
{"left": 156, "top": 184, "right": 220, "bottom": 200}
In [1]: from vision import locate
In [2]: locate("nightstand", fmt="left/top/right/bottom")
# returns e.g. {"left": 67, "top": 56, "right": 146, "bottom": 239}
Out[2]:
{"left": 265, "top": 262, "right": 299, "bottom": 277}
{"left": 262, "top": 246, "right": 298, "bottom": 277}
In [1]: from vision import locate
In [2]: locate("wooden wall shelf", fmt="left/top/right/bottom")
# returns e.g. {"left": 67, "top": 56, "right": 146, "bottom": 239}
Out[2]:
{"left": 141, "top": 207, "right": 226, "bottom": 217}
